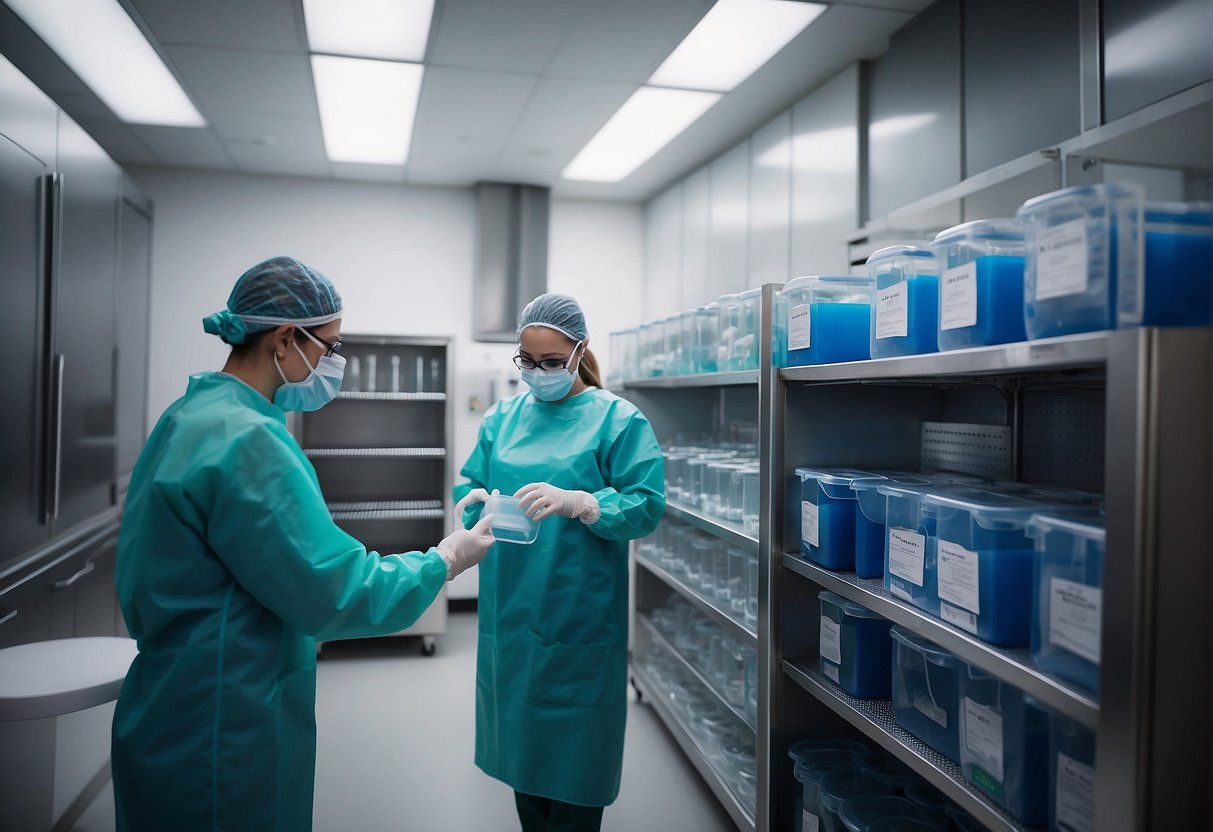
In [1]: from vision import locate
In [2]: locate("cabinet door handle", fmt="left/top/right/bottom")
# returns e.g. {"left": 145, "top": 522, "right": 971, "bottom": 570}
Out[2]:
{"left": 0, "top": 610, "right": 17, "bottom": 626}
{"left": 54, "top": 560, "right": 96, "bottom": 590}
{"left": 46, "top": 352, "right": 65, "bottom": 522}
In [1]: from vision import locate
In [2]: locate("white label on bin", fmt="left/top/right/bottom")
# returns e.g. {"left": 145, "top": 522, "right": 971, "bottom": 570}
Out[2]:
{"left": 875, "top": 282, "right": 909, "bottom": 339}
{"left": 937, "top": 540, "right": 981, "bottom": 614}
{"left": 914, "top": 692, "right": 949, "bottom": 728}
{"left": 820, "top": 616, "right": 842, "bottom": 665}
{"left": 1056, "top": 752, "right": 1096, "bottom": 832}
{"left": 1035, "top": 218, "right": 1090, "bottom": 301}
{"left": 888, "top": 528, "right": 925, "bottom": 586}
{"left": 790, "top": 303, "right": 811, "bottom": 351}
{"left": 1049, "top": 578, "right": 1102, "bottom": 666}
{"left": 963, "top": 697, "right": 1005, "bottom": 783}
{"left": 801, "top": 501, "right": 820, "bottom": 548}
{"left": 823, "top": 663, "right": 840, "bottom": 684}
{"left": 941, "top": 262, "right": 979, "bottom": 330}
{"left": 802, "top": 809, "right": 820, "bottom": 832}
{"left": 941, "top": 602, "right": 979, "bottom": 634}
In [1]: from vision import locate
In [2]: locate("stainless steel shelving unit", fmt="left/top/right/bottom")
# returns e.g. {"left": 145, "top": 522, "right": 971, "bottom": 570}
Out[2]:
{"left": 637, "top": 556, "right": 756, "bottom": 645}
{"left": 665, "top": 501, "right": 759, "bottom": 554}
{"left": 623, "top": 369, "right": 760, "bottom": 389}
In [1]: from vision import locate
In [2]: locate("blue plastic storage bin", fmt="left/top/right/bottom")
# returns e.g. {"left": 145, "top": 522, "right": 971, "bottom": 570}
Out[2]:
{"left": 1017, "top": 183, "right": 1144, "bottom": 339}
{"left": 852, "top": 475, "right": 929, "bottom": 580}
{"left": 880, "top": 483, "right": 951, "bottom": 614}
{"left": 1121, "top": 201, "right": 1212, "bottom": 327}
{"left": 887, "top": 630, "right": 960, "bottom": 761}
{"left": 796, "top": 750, "right": 862, "bottom": 832}
{"left": 820, "top": 770, "right": 895, "bottom": 832}
{"left": 1028, "top": 510, "right": 1105, "bottom": 695}
{"left": 891, "top": 626, "right": 964, "bottom": 763}
{"left": 926, "top": 488, "right": 1046, "bottom": 645}
{"left": 1046, "top": 707, "right": 1097, "bottom": 832}
{"left": 930, "top": 219, "right": 1028, "bottom": 351}
{"left": 868, "top": 246, "right": 941, "bottom": 358}
{"left": 779, "top": 275, "right": 872, "bottom": 367}
{"left": 797, "top": 468, "right": 879, "bottom": 571}
{"left": 959, "top": 667, "right": 1049, "bottom": 826}
{"left": 838, "top": 795, "right": 945, "bottom": 832}
{"left": 819, "top": 591, "right": 894, "bottom": 698}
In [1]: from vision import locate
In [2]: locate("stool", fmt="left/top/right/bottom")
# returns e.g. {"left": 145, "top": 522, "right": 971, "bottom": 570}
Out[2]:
{"left": 0, "top": 637, "right": 137, "bottom": 831}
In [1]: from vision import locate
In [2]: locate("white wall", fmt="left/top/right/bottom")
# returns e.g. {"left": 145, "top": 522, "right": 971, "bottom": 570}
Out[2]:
{"left": 128, "top": 166, "right": 644, "bottom": 594}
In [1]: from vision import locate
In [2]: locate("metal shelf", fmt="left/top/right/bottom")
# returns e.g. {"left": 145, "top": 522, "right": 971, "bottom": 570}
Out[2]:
{"left": 623, "top": 369, "right": 759, "bottom": 389}
{"left": 636, "top": 557, "right": 757, "bottom": 646}
{"left": 631, "top": 662, "right": 757, "bottom": 832}
{"left": 336, "top": 391, "right": 446, "bottom": 402}
{"left": 330, "top": 508, "right": 445, "bottom": 521}
{"left": 780, "top": 331, "right": 1109, "bottom": 384}
{"left": 666, "top": 502, "right": 759, "bottom": 554}
{"left": 303, "top": 447, "right": 447, "bottom": 459}
{"left": 327, "top": 499, "right": 444, "bottom": 512}
{"left": 783, "top": 661, "right": 1039, "bottom": 832}
{"left": 782, "top": 554, "right": 1098, "bottom": 728}
{"left": 637, "top": 614, "right": 756, "bottom": 731}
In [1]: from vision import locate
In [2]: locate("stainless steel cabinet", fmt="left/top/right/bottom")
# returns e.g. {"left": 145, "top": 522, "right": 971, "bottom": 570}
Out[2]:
{"left": 116, "top": 189, "right": 152, "bottom": 480}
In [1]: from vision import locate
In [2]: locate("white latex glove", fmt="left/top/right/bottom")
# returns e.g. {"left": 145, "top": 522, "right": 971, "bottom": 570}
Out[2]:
{"left": 515, "top": 482, "right": 601, "bottom": 524}
{"left": 436, "top": 514, "right": 496, "bottom": 581}
{"left": 453, "top": 487, "right": 498, "bottom": 520}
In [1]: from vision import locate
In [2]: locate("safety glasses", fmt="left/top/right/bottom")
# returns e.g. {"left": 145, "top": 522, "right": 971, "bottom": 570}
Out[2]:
{"left": 513, "top": 341, "right": 581, "bottom": 371}
{"left": 300, "top": 327, "right": 342, "bottom": 358}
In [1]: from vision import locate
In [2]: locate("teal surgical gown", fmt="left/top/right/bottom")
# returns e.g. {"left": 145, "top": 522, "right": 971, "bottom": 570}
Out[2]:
{"left": 454, "top": 387, "right": 665, "bottom": 807}
{"left": 112, "top": 372, "right": 447, "bottom": 831}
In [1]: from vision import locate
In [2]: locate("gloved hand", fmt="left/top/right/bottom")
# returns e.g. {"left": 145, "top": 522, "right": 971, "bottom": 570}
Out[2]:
{"left": 515, "top": 483, "right": 601, "bottom": 524}
{"left": 436, "top": 514, "right": 496, "bottom": 580}
{"left": 453, "top": 488, "right": 498, "bottom": 520}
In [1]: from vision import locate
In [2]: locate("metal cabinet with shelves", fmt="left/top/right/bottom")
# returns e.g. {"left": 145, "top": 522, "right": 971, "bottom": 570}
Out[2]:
{"left": 295, "top": 335, "right": 453, "bottom": 655}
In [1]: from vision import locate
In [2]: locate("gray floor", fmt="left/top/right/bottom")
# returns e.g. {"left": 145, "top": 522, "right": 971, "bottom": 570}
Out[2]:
{"left": 73, "top": 611, "right": 733, "bottom": 831}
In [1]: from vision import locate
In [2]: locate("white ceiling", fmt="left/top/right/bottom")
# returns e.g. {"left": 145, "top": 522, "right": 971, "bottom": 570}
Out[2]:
{"left": 26, "top": 0, "right": 933, "bottom": 200}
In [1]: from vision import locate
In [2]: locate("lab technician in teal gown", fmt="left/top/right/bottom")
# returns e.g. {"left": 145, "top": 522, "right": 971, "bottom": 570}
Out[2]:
{"left": 454, "top": 293, "right": 666, "bottom": 832}
{"left": 112, "top": 256, "right": 496, "bottom": 831}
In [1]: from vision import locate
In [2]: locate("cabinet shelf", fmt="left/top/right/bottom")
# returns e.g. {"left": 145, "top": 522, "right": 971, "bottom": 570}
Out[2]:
{"left": 666, "top": 502, "right": 759, "bottom": 554}
{"left": 782, "top": 554, "right": 1098, "bottom": 728}
{"left": 328, "top": 499, "right": 446, "bottom": 521}
{"left": 637, "top": 614, "right": 755, "bottom": 731}
{"left": 303, "top": 447, "right": 446, "bottom": 459}
{"left": 623, "top": 370, "right": 759, "bottom": 389}
{"left": 631, "top": 662, "right": 757, "bottom": 832}
{"left": 780, "top": 331, "right": 1109, "bottom": 385}
{"left": 335, "top": 392, "right": 446, "bottom": 402}
{"left": 637, "top": 557, "right": 756, "bottom": 646}
{"left": 783, "top": 660, "right": 1034, "bottom": 832}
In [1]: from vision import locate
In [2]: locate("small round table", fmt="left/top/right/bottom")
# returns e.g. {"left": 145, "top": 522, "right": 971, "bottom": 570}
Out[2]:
{"left": 0, "top": 637, "right": 137, "bottom": 720}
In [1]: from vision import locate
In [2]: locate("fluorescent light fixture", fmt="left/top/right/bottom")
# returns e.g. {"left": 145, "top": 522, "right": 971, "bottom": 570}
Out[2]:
{"left": 303, "top": 0, "right": 435, "bottom": 61}
{"left": 649, "top": 0, "right": 827, "bottom": 93}
{"left": 312, "top": 55, "right": 424, "bottom": 165}
{"left": 4, "top": 0, "right": 205, "bottom": 126}
{"left": 562, "top": 87, "right": 721, "bottom": 182}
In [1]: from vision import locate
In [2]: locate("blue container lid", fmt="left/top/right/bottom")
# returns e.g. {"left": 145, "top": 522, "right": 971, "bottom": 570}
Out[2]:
{"left": 820, "top": 590, "right": 889, "bottom": 620}
{"left": 1017, "top": 182, "right": 1144, "bottom": 215}
{"left": 932, "top": 218, "right": 1024, "bottom": 245}
{"left": 788, "top": 738, "right": 869, "bottom": 762}
{"left": 820, "top": 769, "right": 896, "bottom": 814}
{"left": 890, "top": 625, "right": 965, "bottom": 668}
{"left": 1026, "top": 508, "right": 1106, "bottom": 544}
{"left": 867, "top": 245, "right": 935, "bottom": 264}
{"left": 851, "top": 473, "right": 929, "bottom": 494}
{"left": 1144, "top": 200, "right": 1212, "bottom": 226}
{"left": 796, "top": 467, "right": 880, "bottom": 486}
{"left": 922, "top": 487, "right": 1046, "bottom": 529}
{"left": 794, "top": 749, "right": 860, "bottom": 785}
{"left": 839, "top": 795, "right": 940, "bottom": 832}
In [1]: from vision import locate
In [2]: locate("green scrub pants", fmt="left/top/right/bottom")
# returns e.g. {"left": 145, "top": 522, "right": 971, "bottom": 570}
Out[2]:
{"left": 514, "top": 791, "right": 605, "bottom": 832}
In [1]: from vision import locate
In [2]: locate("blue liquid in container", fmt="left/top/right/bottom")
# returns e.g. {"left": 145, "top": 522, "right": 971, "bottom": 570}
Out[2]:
{"left": 1142, "top": 228, "right": 1213, "bottom": 326}
{"left": 938, "top": 255, "right": 1028, "bottom": 350}
{"left": 872, "top": 273, "right": 940, "bottom": 358}
{"left": 787, "top": 302, "right": 871, "bottom": 366}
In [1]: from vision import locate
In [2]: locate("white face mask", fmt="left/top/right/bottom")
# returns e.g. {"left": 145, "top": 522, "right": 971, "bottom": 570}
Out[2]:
{"left": 273, "top": 328, "right": 346, "bottom": 412}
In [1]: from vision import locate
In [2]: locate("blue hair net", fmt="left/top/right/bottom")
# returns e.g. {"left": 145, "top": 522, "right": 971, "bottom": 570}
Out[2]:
{"left": 517, "top": 293, "right": 587, "bottom": 342}
{"left": 203, "top": 256, "right": 343, "bottom": 344}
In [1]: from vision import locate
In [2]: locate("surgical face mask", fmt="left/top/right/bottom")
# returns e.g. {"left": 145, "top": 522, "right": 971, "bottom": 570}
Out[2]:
{"left": 273, "top": 328, "right": 346, "bottom": 412}
{"left": 520, "top": 343, "right": 581, "bottom": 402}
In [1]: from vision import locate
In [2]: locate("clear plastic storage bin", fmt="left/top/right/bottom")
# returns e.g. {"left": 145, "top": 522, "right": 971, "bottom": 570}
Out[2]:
{"left": 891, "top": 626, "right": 964, "bottom": 763}
{"left": 820, "top": 770, "right": 894, "bottom": 832}
{"left": 1017, "top": 183, "right": 1144, "bottom": 339}
{"left": 732, "top": 288, "right": 763, "bottom": 370}
{"left": 867, "top": 246, "right": 940, "bottom": 358}
{"left": 819, "top": 591, "right": 894, "bottom": 698}
{"left": 796, "top": 749, "right": 861, "bottom": 832}
{"left": 483, "top": 494, "right": 540, "bottom": 544}
{"left": 926, "top": 489, "right": 1044, "bottom": 645}
{"left": 779, "top": 275, "right": 872, "bottom": 367}
{"left": 1046, "top": 706, "right": 1097, "bottom": 832}
{"left": 1028, "top": 510, "right": 1105, "bottom": 694}
{"left": 852, "top": 474, "right": 929, "bottom": 580}
{"left": 959, "top": 667, "right": 1050, "bottom": 826}
{"left": 1126, "top": 201, "right": 1212, "bottom": 327}
{"left": 838, "top": 795, "right": 944, "bottom": 832}
{"left": 880, "top": 484, "right": 949, "bottom": 614}
{"left": 797, "top": 468, "right": 880, "bottom": 571}
{"left": 930, "top": 219, "right": 1028, "bottom": 350}
{"left": 857, "top": 750, "right": 919, "bottom": 795}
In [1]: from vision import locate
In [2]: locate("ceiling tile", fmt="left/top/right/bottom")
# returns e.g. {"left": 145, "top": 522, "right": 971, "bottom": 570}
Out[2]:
{"left": 406, "top": 66, "right": 539, "bottom": 185}
{"left": 165, "top": 45, "right": 318, "bottom": 118}
{"left": 130, "top": 125, "right": 236, "bottom": 169}
{"left": 128, "top": 0, "right": 305, "bottom": 53}
{"left": 429, "top": 0, "right": 588, "bottom": 74}
{"left": 208, "top": 112, "right": 331, "bottom": 177}
{"left": 545, "top": 0, "right": 709, "bottom": 83}
{"left": 331, "top": 162, "right": 408, "bottom": 184}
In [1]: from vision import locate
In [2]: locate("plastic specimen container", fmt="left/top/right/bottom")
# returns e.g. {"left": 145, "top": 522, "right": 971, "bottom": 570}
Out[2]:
{"left": 797, "top": 468, "right": 881, "bottom": 571}
{"left": 1046, "top": 706, "right": 1097, "bottom": 832}
{"left": 852, "top": 474, "right": 929, "bottom": 580}
{"left": 930, "top": 219, "right": 1028, "bottom": 350}
{"left": 890, "top": 626, "right": 965, "bottom": 763}
{"left": 867, "top": 246, "right": 941, "bottom": 358}
{"left": 483, "top": 494, "right": 539, "bottom": 544}
{"left": 820, "top": 770, "right": 895, "bottom": 832}
{"left": 779, "top": 275, "right": 872, "bottom": 367}
{"left": 1126, "top": 200, "right": 1212, "bottom": 327}
{"left": 857, "top": 750, "right": 919, "bottom": 795}
{"left": 796, "top": 749, "right": 862, "bottom": 832}
{"left": 819, "top": 591, "right": 894, "bottom": 698}
{"left": 838, "top": 795, "right": 944, "bottom": 832}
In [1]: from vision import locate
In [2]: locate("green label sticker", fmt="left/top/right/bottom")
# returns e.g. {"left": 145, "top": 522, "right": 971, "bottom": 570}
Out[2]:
{"left": 970, "top": 764, "right": 1004, "bottom": 800}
